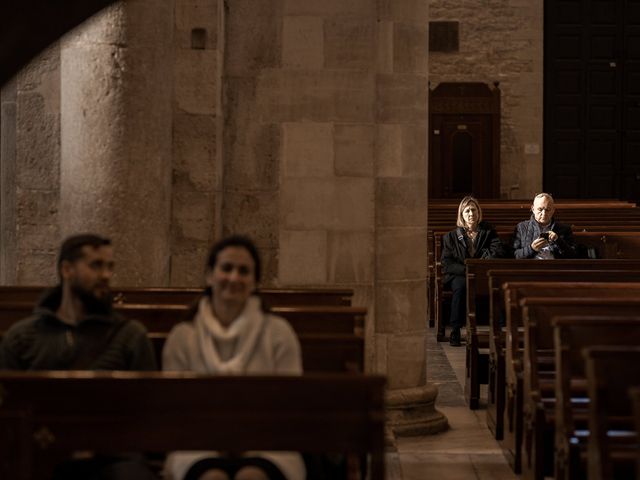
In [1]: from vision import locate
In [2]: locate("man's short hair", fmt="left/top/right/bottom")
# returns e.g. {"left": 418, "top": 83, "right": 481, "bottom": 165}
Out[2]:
{"left": 533, "top": 192, "right": 554, "bottom": 204}
{"left": 57, "top": 234, "right": 112, "bottom": 277}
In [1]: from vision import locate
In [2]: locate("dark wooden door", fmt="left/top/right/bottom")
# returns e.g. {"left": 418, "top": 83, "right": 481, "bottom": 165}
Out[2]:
{"left": 431, "top": 115, "right": 493, "bottom": 198}
{"left": 429, "top": 82, "right": 501, "bottom": 199}
{"left": 544, "top": 0, "right": 640, "bottom": 201}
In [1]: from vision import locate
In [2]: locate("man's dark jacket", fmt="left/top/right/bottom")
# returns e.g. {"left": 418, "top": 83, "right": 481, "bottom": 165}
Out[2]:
{"left": 512, "top": 215, "right": 576, "bottom": 259}
{"left": 441, "top": 221, "right": 506, "bottom": 284}
{"left": 0, "top": 287, "right": 157, "bottom": 370}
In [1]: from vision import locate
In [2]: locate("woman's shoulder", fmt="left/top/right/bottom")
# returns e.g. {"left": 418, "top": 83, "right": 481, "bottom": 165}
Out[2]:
{"left": 264, "top": 313, "right": 298, "bottom": 339}
{"left": 166, "top": 320, "right": 197, "bottom": 341}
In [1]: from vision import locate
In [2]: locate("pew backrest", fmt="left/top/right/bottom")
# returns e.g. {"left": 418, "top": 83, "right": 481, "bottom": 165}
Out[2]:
{"left": 0, "top": 372, "right": 386, "bottom": 480}
{"left": 584, "top": 346, "right": 640, "bottom": 480}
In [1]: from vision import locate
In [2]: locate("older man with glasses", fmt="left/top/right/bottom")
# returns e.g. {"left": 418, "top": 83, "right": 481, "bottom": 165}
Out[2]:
{"left": 512, "top": 193, "right": 576, "bottom": 259}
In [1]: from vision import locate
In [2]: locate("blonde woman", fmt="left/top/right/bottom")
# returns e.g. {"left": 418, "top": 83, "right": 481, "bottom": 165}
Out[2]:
{"left": 441, "top": 197, "right": 505, "bottom": 346}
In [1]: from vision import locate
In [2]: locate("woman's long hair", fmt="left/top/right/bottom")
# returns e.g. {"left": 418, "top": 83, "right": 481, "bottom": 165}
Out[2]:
{"left": 456, "top": 196, "right": 483, "bottom": 228}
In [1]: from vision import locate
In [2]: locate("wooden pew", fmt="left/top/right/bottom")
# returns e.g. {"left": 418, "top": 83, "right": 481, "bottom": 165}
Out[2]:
{"left": 499, "top": 283, "right": 640, "bottom": 474}
{"left": 584, "top": 346, "right": 640, "bottom": 480}
{"left": 147, "top": 332, "right": 365, "bottom": 373}
{"left": 0, "top": 372, "right": 386, "bottom": 480}
{"left": 0, "top": 303, "right": 367, "bottom": 337}
{"left": 0, "top": 286, "right": 354, "bottom": 307}
{"left": 431, "top": 230, "right": 640, "bottom": 341}
{"left": 554, "top": 318, "right": 640, "bottom": 480}
{"left": 486, "top": 272, "right": 640, "bottom": 441}
{"left": 521, "top": 298, "right": 640, "bottom": 480}
{"left": 630, "top": 386, "right": 640, "bottom": 480}
{"left": 464, "top": 259, "right": 640, "bottom": 412}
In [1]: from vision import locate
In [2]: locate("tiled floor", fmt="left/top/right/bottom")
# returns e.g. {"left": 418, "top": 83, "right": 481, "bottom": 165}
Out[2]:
{"left": 386, "top": 328, "right": 518, "bottom": 479}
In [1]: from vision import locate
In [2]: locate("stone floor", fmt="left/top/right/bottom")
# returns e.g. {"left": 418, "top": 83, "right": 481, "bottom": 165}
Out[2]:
{"left": 385, "top": 328, "right": 519, "bottom": 479}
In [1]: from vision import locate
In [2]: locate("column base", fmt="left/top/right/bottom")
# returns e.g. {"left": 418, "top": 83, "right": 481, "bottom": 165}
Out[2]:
{"left": 386, "top": 383, "right": 448, "bottom": 436}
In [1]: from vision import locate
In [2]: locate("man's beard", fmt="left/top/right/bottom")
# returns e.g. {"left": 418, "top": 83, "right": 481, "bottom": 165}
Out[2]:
{"left": 70, "top": 282, "right": 113, "bottom": 315}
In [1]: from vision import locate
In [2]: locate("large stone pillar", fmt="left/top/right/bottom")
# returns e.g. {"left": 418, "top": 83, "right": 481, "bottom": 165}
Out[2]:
{"left": 375, "top": 1, "right": 446, "bottom": 436}
{"left": 1, "top": 44, "right": 61, "bottom": 285}
{"left": 223, "top": 0, "right": 446, "bottom": 438}
{"left": 60, "top": 1, "right": 173, "bottom": 285}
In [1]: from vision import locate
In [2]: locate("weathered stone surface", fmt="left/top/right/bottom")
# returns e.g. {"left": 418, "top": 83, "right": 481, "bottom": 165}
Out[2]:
{"left": 376, "top": 21, "right": 394, "bottom": 74}
{"left": 224, "top": 123, "right": 281, "bottom": 190}
{"left": 16, "top": 93, "right": 60, "bottom": 190}
{"left": 429, "top": 0, "right": 543, "bottom": 196}
{"left": 281, "top": 177, "right": 374, "bottom": 230}
{"left": 375, "top": 279, "right": 427, "bottom": 333}
{"left": 393, "top": 23, "right": 428, "bottom": 74}
{"left": 282, "top": 16, "right": 324, "bottom": 68}
{"left": 175, "top": 0, "right": 220, "bottom": 50}
{"left": 282, "top": 122, "right": 334, "bottom": 178}
{"left": 376, "top": 227, "right": 427, "bottom": 281}
{"left": 376, "top": 124, "right": 426, "bottom": 177}
{"left": 386, "top": 333, "right": 427, "bottom": 389}
{"left": 334, "top": 124, "right": 374, "bottom": 177}
{"left": 279, "top": 230, "right": 328, "bottom": 284}
{"left": 256, "top": 69, "right": 375, "bottom": 123}
{"left": 172, "top": 191, "right": 216, "bottom": 241}
{"left": 378, "top": 0, "right": 429, "bottom": 23}
{"left": 377, "top": 73, "right": 428, "bottom": 124}
{"left": 16, "top": 189, "right": 59, "bottom": 223}
{"left": 374, "top": 333, "right": 388, "bottom": 374}
{"left": 60, "top": 2, "right": 173, "bottom": 285}
{"left": 0, "top": 81, "right": 18, "bottom": 285}
{"left": 327, "top": 231, "right": 374, "bottom": 283}
{"left": 16, "top": 253, "right": 57, "bottom": 285}
{"left": 283, "top": 0, "right": 374, "bottom": 16}
{"left": 175, "top": 49, "right": 218, "bottom": 114}
{"left": 170, "top": 246, "right": 210, "bottom": 287}
{"left": 224, "top": 0, "right": 281, "bottom": 76}
{"left": 324, "top": 18, "right": 375, "bottom": 70}
{"left": 173, "top": 113, "right": 218, "bottom": 191}
{"left": 222, "top": 191, "right": 279, "bottom": 248}
{"left": 376, "top": 178, "right": 427, "bottom": 227}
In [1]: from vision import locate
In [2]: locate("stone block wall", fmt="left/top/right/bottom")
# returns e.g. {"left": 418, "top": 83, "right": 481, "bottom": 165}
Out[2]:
{"left": 429, "top": 0, "right": 543, "bottom": 198}
{"left": 0, "top": 45, "right": 61, "bottom": 284}
{"left": 170, "top": 0, "right": 225, "bottom": 286}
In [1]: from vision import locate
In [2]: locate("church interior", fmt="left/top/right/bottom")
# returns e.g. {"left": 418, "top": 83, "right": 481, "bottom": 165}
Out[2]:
{"left": 1, "top": 1, "right": 640, "bottom": 479}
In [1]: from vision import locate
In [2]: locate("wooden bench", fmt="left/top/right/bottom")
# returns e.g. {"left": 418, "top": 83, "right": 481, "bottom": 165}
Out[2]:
{"left": 0, "top": 372, "right": 386, "bottom": 480}
{"left": 486, "top": 272, "right": 640, "bottom": 441}
{"left": 629, "top": 386, "right": 640, "bottom": 479}
{"left": 0, "top": 286, "right": 354, "bottom": 307}
{"left": 147, "top": 332, "right": 364, "bottom": 373}
{"left": 0, "top": 302, "right": 367, "bottom": 337}
{"left": 431, "top": 230, "right": 640, "bottom": 341}
{"left": 498, "top": 281, "right": 640, "bottom": 474}
{"left": 584, "top": 346, "right": 640, "bottom": 480}
{"left": 554, "top": 318, "right": 640, "bottom": 480}
{"left": 521, "top": 299, "right": 640, "bottom": 480}
{"left": 464, "top": 259, "right": 640, "bottom": 412}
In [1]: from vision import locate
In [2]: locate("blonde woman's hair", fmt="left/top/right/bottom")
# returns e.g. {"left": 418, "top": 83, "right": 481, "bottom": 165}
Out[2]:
{"left": 456, "top": 196, "right": 483, "bottom": 228}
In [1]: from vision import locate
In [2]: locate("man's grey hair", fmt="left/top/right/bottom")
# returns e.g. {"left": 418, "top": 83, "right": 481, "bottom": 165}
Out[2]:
{"left": 533, "top": 192, "right": 554, "bottom": 204}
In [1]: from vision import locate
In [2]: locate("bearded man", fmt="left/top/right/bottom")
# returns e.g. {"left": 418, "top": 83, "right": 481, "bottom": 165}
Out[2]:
{"left": 0, "top": 233, "right": 156, "bottom": 370}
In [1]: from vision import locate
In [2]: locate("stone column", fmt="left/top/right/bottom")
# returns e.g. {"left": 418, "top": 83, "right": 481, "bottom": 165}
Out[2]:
{"left": 376, "top": 1, "right": 447, "bottom": 436}
{"left": 1, "top": 44, "right": 61, "bottom": 285}
{"left": 60, "top": 1, "right": 173, "bottom": 285}
{"left": 222, "top": 0, "right": 445, "bottom": 437}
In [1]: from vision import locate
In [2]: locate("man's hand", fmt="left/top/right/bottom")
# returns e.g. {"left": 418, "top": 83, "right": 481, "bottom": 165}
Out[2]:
{"left": 531, "top": 237, "right": 549, "bottom": 252}
{"left": 547, "top": 231, "right": 558, "bottom": 242}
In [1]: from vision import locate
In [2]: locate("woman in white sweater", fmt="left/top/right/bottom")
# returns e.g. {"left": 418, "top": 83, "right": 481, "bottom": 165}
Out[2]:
{"left": 162, "top": 235, "right": 305, "bottom": 480}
